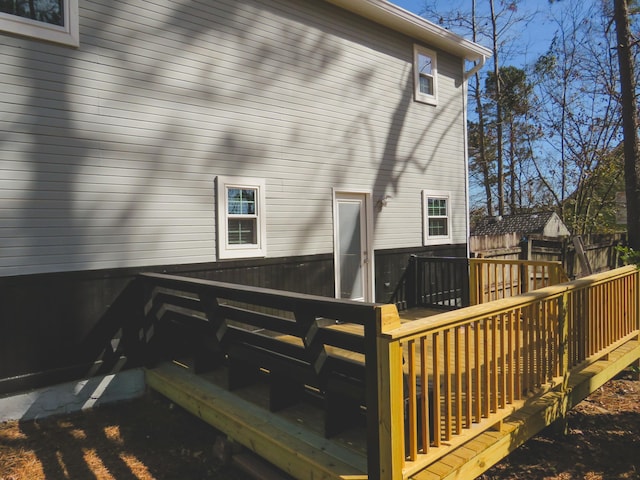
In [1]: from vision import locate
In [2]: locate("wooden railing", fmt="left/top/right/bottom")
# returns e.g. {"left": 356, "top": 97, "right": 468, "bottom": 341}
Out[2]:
{"left": 470, "top": 258, "right": 570, "bottom": 305}
{"left": 138, "top": 272, "right": 389, "bottom": 479}
{"left": 390, "top": 256, "right": 568, "bottom": 311}
{"left": 389, "top": 256, "right": 470, "bottom": 310}
{"left": 139, "top": 266, "right": 636, "bottom": 479}
{"left": 412, "top": 256, "right": 470, "bottom": 308}
{"left": 377, "top": 265, "right": 640, "bottom": 479}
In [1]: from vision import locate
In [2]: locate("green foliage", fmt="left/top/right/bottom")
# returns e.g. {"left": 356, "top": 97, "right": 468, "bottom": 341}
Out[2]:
{"left": 485, "top": 66, "right": 532, "bottom": 120}
{"left": 616, "top": 246, "right": 640, "bottom": 267}
{"left": 534, "top": 52, "right": 557, "bottom": 76}
{"left": 563, "top": 145, "right": 626, "bottom": 235}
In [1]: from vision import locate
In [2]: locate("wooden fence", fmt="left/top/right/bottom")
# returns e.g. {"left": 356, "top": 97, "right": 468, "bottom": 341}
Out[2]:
{"left": 378, "top": 265, "right": 640, "bottom": 478}
{"left": 471, "top": 233, "right": 624, "bottom": 279}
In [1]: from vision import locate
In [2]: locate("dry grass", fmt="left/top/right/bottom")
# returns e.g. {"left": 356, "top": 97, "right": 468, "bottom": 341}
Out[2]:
{"left": 0, "top": 392, "right": 248, "bottom": 480}
{"left": 2, "top": 375, "right": 639, "bottom": 480}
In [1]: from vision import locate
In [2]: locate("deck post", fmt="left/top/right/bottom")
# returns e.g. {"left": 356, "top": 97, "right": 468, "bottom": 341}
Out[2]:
{"left": 469, "top": 259, "right": 478, "bottom": 305}
{"left": 633, "top": 269, "right": 640, "bottom": 380}
{"left": 630, "top": 358, "right": 640, "bottom": 381}
{"left": 368, "top": 304, "right": 403, "bottom": 480}
{"left": 406, "top": 255, "right": 418, "bottom": 309}
{"left": 519, "top": 262, "right": 529, "bottom": 295}
{"left": 551, "top": 291, "right": 571, "bottom": 435}
{"left": 550, "top": 263, "right": 561, "bottom": 286}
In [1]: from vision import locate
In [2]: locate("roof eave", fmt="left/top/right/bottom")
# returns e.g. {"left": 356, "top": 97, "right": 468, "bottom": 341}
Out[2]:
{"left": 324, "top": 0, "right": 492, "bottom": 62}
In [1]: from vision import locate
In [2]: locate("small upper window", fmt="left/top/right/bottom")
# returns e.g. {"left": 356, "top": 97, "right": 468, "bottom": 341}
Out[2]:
{"left": 216, "top": 176, "right": 267, "bottom": 259}
{"left": 0, "top": 0, "right": 78, "bottom": 46}
{"left": 414, "top": 45, "right": 438, "bottom": 105}
{"left": 422, "top": 190, "right": 451, "bottom": 245}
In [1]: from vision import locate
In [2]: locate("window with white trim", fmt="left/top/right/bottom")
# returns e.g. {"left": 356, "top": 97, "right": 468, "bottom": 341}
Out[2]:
{"left": 0, "top": 0, "right": 79, "bottom": 46}
{"left": 422, "top": 190, "right": 451, "bottom": 245}
{"left": 216, "top": 176, "right": 267, "bottom": 259}
{"left": 413, "top": 45, "right": 437, "bottom": 105}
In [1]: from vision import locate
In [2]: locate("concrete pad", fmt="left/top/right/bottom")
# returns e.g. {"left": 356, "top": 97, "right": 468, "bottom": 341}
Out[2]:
{"left": 0, "top": 368, "right": 145, "bottom": 422}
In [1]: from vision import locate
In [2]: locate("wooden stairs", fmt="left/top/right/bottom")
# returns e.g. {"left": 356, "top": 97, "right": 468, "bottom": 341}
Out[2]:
{"left": 146, "top": 334, "right": 640, "bottom": 480}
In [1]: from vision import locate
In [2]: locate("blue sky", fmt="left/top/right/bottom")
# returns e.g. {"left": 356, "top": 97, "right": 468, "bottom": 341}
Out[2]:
{"left": 389, "top": 0, "right": 425, "bottom": 15}
{"left": 387, "top": 0, "right": 562, "bottom": 206}
{"left": 388, "top": 0, "right": 558, "bottom": 66}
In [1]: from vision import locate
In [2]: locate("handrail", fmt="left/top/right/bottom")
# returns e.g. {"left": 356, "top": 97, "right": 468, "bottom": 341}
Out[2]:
{"left": 470, "top": 257, "right": 569, "bottom": 305}
{"left": 138, "top": 272, "right": 389, "bottom": 479}
{"left": 387, "top": 266, "right": 635, "bottom": 341}
{"left": 391, "top": 256, "right": 569, "bottom": 311}
{"left": 389, "top": 256, "right": 470, "bottom": 310}
{"left": 376, "top": 265, "right": 640, "bottom": 478}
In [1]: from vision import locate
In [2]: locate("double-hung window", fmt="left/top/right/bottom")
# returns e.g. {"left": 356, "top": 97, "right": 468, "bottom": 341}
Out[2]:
{"left": 216, "top": 176, "right": 267, "bottom": 259}
{"left": 413, "top": 45, "right": 438, "bottom": 105}
{"left": 422, "top": 190, "right": 451, "bottom": 245}
{"left": 0, "top": 0, "right": 79, "bottom": 46}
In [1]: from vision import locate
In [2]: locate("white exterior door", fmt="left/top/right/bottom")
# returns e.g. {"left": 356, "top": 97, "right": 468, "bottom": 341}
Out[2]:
{"left": 333, "top": 191, "right": 373, "bottom": 302}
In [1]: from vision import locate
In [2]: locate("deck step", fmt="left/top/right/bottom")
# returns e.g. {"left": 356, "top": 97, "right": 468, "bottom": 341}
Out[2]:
{"left": 145, "top": 361, "right": 367, "bottom": 480}
{"left": 146, "top": 337, "right": 640, "bottom": 480}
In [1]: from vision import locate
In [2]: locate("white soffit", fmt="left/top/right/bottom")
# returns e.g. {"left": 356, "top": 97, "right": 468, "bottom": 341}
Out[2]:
{"left": 324, "top": 0, "right": 492, "bottom": 62}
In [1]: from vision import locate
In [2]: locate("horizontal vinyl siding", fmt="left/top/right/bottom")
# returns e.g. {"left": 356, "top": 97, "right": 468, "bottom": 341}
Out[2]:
{"left": 0, "top": 0, "right": 468, "bottom": 276}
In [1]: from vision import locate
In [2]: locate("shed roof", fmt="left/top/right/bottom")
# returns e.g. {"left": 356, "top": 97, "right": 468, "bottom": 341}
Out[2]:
{"left": 472, "top": 212, "right": 561, "bottom": 237}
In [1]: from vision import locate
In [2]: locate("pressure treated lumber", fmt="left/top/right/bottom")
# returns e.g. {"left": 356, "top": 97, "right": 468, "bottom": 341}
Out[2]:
{"left": 146, "top": 362, "right": 367, "bottom": 480}
{"left": 412, "top": 336, "right": 640, "bottom": 480}
{"left": 142, "top": 266, "right": 640, "bottom": 480}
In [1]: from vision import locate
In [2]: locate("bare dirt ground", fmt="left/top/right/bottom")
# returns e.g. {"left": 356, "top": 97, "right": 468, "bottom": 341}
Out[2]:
{"left": 1, "top": 371, "right": 639, "bottom": 480}
{"left": 481, "top": 370, "right": 640, "bottom": 480}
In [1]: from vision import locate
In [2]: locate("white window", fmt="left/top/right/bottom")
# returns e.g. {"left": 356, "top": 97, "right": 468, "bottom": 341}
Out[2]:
{"left": 216, "top": 176, "right": 267, "bottom": 259}
{"left": 413, "top": 45, "right": 437, "bottom": 105}
{"left": 422, "top": 190, "right": 451, "bottom": 245}
{"left": 0, "top": 0, "right": 78, "bottom": 47}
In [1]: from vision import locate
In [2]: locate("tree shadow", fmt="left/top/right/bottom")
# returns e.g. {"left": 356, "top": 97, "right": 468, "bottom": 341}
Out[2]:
{"left": 3, "top": 393, "right": 242, "bottom": 480}
{"left": 1, "top": 0, "right": 472, "bottom": 399}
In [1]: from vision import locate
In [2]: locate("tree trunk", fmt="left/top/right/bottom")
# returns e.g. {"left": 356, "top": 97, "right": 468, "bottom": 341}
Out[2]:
{"left": 28, "top": 0, "right": 37, "bottom": 19}
{"left": 509, "top": 119, "right": 517, "bottom": 212}
{"left": 615, "top": 0, "right": 640, "bottom": 248}
{"left": 490, "top": 0, "right": 505, "bottom": 216}
{"left": 472, "top": 0, "right": 493, "bottom": 217}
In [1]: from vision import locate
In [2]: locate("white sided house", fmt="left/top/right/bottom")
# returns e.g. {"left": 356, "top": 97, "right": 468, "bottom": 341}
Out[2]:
{"left": 0, "top": 0, "right": 490, "bottom": 399}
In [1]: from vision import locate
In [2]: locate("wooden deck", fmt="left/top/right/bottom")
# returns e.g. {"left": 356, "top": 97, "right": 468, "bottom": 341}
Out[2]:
{"left": 146, "top": 308, "right": 446, "bottom": 473}
{"left": 146, "top": 334, "right": 640, "bottom": 480}
{"left": 412, "top": 335, "right": 640, "bottom": 480}
{"left": 144, "top": 307, "right": 445, "bottom": 480}
{"left": 143, "top": 265, "right": 640, "bottom": 480}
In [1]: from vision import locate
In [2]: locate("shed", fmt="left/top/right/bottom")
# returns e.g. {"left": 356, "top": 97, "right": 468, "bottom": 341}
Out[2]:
{"left": 472, "top": 212, "right": 571, "bottom": 238}
{"left": 470, "top": 212, "right": 570, "bottom": 255}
